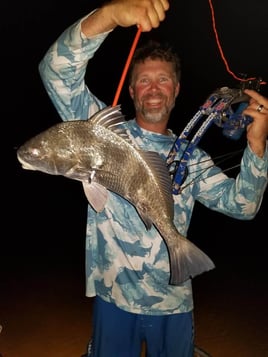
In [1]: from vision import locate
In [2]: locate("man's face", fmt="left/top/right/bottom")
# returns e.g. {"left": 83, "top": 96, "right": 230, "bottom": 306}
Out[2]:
{"left": 129, "top": 58, "right": 180, "bottom": 124}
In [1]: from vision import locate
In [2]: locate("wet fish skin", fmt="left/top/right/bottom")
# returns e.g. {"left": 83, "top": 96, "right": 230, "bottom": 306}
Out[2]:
{"left": 17, "top": 105, "right": 215, "bottom": 284}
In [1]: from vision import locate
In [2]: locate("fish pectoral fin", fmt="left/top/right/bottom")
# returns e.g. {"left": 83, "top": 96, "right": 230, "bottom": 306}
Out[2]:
{"left": 82, "top": 181, "right": 108, "bottom": 212}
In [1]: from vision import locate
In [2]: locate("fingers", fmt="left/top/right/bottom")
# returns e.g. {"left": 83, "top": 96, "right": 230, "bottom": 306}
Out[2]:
{"left": 244, "top": 89, "right": 268, "bottom": 108}
{"left": 109, "top": 0, "right": 170, "bottom": 32}
{"left": 141, "top": 0, "right": 169, "bottom": 31}
{"left": 242, "top": 90, "right": 268, "bottom": 157}
{"left": 153, "top": 0, "right": 170, "bottom": 21}
{"left": 243, "top": 89, "right": 268, "bottom": 139}
{"left": 243, "top": 89, "right": 268, "bottom": 116}
{"left": 148, "top": 0, "right": 168, "bottom": 28}
{"left": 132, "top": 0, "right": 170, "bottom": 30}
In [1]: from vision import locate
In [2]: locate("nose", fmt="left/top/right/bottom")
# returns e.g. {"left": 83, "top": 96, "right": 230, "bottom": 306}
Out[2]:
{"left": 149, "top": 80, "right": 160, "bottom": 91}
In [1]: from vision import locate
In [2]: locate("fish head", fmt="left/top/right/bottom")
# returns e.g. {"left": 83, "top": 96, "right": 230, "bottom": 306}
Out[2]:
{"left": 16, "top": 121, "right": 95, "bottom": 179}
{"left": 17, "top": 106, "right": 127, "bottom": 184}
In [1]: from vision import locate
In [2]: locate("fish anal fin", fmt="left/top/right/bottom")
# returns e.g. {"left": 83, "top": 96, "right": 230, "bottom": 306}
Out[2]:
{"left": 82, "top": 181, "right": 108, "bottom": 212}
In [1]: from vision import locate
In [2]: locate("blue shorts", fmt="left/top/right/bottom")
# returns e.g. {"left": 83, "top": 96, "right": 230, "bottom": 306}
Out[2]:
{"left": 88, "top": 296, "right": 194, "bottom": 357}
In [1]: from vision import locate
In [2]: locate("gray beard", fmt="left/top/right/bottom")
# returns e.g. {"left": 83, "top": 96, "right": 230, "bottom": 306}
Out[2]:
{"left": 139, "top": 102, "right": 175, "bottom": 123}
{"left": 142, "top": 109, "right": 167, "bottom": 123}
{"left": 133, "top": 92, "right": 177, "bottom": 124}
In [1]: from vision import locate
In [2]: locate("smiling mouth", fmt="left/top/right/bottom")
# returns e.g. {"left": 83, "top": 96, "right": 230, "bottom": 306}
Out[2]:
{"left": 147, "top": 99, "right": 161, "bottom": 104}
{"left": 144, "top": 98, "right": 163, "bottom": 107}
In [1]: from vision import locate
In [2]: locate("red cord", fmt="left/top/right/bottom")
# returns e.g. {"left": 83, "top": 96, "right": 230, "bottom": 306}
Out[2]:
{"left": 208, "top": 0, "right": 266, "bottom": 85}
{"left": 112, "top": 27, "right": 142, "bottom": 106}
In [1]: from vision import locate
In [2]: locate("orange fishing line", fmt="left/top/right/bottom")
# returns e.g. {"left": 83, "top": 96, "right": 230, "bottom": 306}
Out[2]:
{"left": 112, "top": 27, "right": 142, "bottom": 106}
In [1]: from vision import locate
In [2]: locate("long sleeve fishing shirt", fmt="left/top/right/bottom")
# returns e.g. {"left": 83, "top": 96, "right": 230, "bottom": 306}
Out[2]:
{"left": 39, "top": 13, "right": 268, "bottom": 315}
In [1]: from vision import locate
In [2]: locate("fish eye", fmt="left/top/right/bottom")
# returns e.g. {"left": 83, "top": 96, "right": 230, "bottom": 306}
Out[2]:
{"left": 31, "top": 148, "right": 41, "bottom": 157}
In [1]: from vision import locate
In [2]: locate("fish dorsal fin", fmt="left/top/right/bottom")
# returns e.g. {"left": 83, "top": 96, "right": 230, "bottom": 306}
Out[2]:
{"left": 82, "top": 181, "right": 108, "bottom": 212}
{"left": 138, "top": 150, "right": 174, "bottom": 218}
{"left": 89, "top": 105, "right": 136, "bottom": 145}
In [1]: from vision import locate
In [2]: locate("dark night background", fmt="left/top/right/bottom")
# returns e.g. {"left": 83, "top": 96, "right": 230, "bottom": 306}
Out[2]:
{"left": 3, "top": 0, "right": 268, "bottom": 356}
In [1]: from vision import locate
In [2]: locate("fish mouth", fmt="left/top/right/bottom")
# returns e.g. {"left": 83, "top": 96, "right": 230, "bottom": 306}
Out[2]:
{"left": 16, "top": 147, "right": 39, "bottom": 170}
{"left": 17, "top": 156, "right": 37, "bottom": 171}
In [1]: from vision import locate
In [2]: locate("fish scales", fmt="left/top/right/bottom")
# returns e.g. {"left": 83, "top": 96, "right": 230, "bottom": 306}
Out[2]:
{"left": 17, "top": 105, "right": 215, "bottom": 284}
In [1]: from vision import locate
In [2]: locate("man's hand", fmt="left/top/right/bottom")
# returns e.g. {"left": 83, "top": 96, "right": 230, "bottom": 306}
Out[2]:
{"left": 243, "top": 89, "right": 268, "bottom": 157}
{"left": 82, "top": 0, "right": 170, "bottom": 37}
{"left": 105, "top": 0, "right": 170, "bottom": 31}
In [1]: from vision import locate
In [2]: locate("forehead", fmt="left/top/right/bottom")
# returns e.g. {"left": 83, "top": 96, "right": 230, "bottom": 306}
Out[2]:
{"left": 133, "top": 58, "right": 174, "bottom": 76}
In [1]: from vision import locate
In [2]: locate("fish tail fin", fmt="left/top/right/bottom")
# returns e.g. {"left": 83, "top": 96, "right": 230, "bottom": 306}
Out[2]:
{"left": 168, "top": 238, "right": 215, "bottom": 285}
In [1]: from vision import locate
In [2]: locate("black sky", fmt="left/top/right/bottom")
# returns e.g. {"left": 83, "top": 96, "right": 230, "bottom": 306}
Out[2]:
{"left": 7, "top": 0, "right": 268, "bottom": 271}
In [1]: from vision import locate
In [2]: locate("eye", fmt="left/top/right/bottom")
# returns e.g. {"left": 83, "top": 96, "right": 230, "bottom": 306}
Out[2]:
{"left": 140, "top": 77, "right": 150, "bottom": 84}
{"left": 159, "top": 76, "right": 169, "bottom": 83}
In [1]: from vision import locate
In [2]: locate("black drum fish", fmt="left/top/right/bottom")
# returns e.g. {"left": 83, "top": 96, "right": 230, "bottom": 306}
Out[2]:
{"left": 17, "top": 105, "right": 215, "bottom": 284}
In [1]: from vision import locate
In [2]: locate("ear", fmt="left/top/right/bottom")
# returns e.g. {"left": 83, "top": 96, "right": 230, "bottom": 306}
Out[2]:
{"left": 175, "top": 82, "right": 180, "bottom": 98}
{"left": 129, "top": 85, "right": 134, "bottom": 99}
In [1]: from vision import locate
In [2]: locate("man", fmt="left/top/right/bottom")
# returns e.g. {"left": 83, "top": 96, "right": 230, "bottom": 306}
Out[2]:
{"left": 39, "top": 0, "right": 268, "bottom": 356}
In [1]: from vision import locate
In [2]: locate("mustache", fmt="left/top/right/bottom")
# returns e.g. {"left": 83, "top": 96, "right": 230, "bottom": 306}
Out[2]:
{"left": 142, "top": 93, "right": 165, "bottom": 101}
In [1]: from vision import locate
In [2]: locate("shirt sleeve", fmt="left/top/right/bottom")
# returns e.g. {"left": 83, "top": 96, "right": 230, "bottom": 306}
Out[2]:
{"left": 195, "top": 142, "right": 268, "bottom": 219}
{"left": 38, "top": 12, "right": 110, "bottom": 121}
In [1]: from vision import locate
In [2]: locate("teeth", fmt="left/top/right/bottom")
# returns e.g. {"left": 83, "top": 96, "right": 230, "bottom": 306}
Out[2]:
{"left": 147, "top": 100, "right": 161, "bottom": 105}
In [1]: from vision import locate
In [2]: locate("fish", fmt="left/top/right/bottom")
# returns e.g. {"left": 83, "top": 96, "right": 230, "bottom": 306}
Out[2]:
{"left": 16, "top": 105, "right": 215, "bottom": 285}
